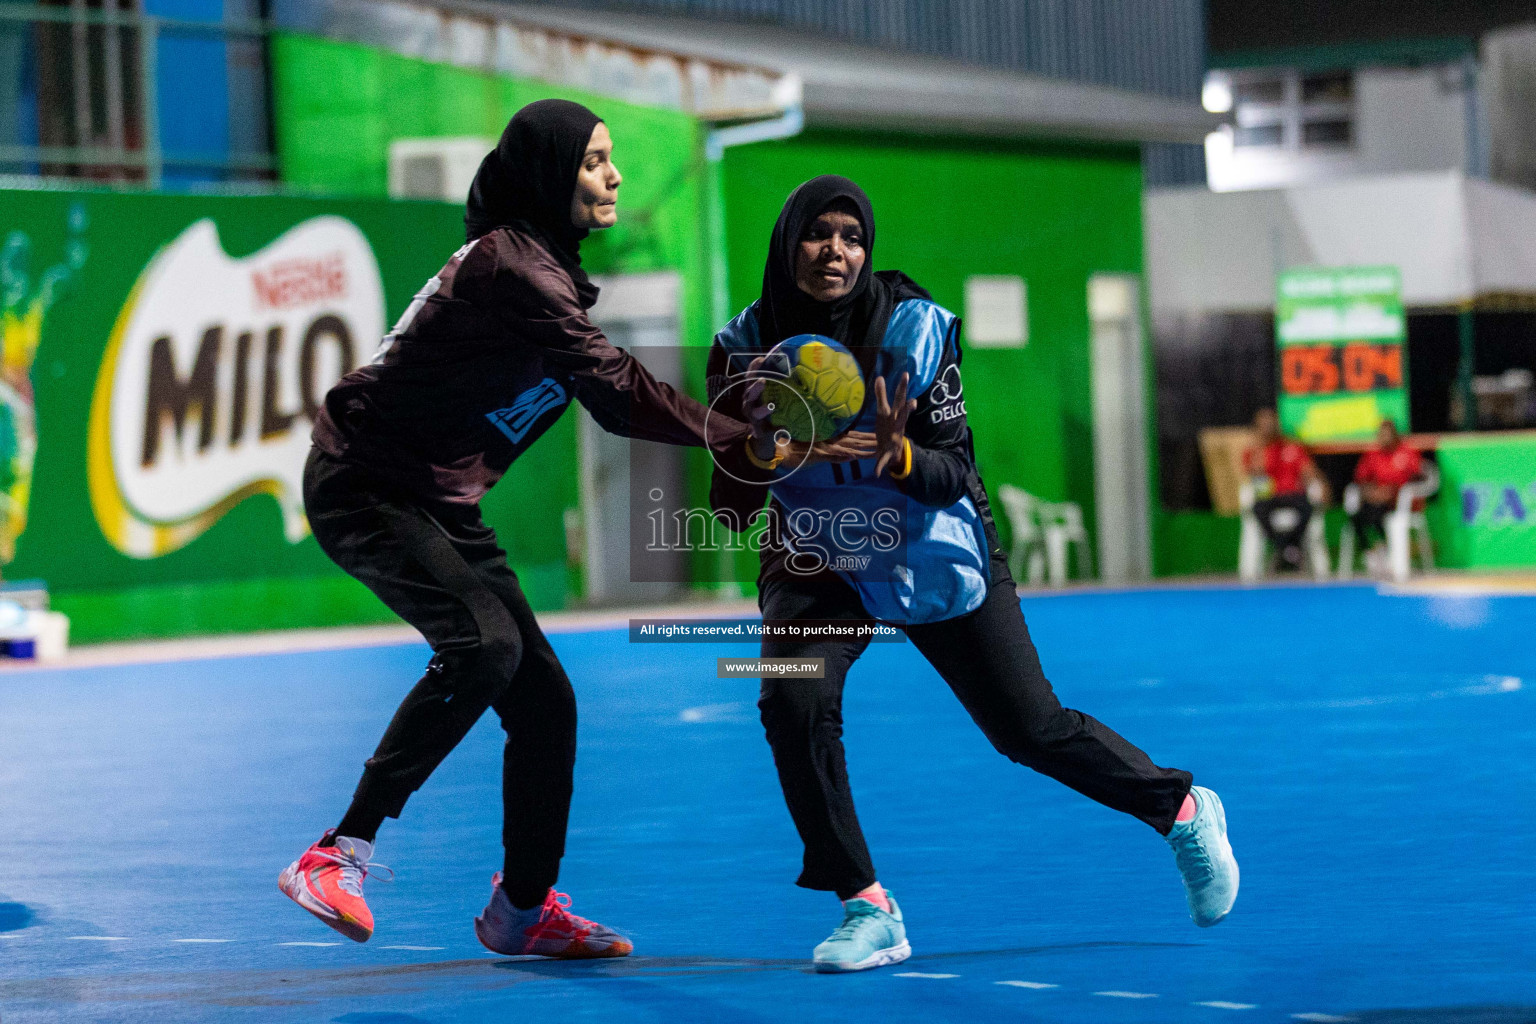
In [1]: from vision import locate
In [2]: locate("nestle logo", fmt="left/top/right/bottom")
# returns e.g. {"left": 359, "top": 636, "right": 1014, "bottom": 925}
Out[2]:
{"left": 253, "top": 253, "right": 347, "bottom": 311}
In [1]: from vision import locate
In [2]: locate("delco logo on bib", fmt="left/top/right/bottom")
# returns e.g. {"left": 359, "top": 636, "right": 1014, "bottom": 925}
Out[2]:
{"left": 88, "top": 216, "right": 385, "bottom": 558}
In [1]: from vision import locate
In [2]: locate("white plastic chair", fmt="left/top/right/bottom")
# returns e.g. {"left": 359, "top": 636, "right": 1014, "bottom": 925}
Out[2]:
{"left": 1239, "top": 478, "right": 1330, "bottom": 581}
{"left": 997, "top": 484, "right": 1048, "bottom": 586}
{"left": 1338, "top": 462, "right": 1438, "bottom": 582}
{"left": 1037, "top": 500, "right": 1093, "bottom": 586}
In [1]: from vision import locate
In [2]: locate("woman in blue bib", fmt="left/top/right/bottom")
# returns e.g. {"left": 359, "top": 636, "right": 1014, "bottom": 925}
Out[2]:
{"left": 707, "top": 176, "right": 1239, "bottom": 972}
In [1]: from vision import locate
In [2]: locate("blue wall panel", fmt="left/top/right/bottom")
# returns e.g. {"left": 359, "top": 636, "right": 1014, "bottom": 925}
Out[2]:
{"left": 145, "top": 0, "right": 230, "bottom": 186}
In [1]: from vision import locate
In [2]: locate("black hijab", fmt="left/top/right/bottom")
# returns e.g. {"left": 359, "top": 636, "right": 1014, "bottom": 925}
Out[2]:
{"left": 465, "top": 99, "right": 603, "bottom": 302}
{"left": 757, "top": 175, "right": 929, "bottom": 356}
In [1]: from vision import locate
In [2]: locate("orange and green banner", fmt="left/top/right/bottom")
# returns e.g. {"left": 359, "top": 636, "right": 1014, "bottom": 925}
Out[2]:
{"left": 1276, "top": 266, "right": 1408, "bottom": 443}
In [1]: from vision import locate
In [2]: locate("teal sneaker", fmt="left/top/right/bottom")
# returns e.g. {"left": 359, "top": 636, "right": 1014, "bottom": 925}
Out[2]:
{"left": 812, "top": 896, "right": 911, "bottom": 973}
{"left": 1166, "top": 786, "right": 1239, "bottom": 927}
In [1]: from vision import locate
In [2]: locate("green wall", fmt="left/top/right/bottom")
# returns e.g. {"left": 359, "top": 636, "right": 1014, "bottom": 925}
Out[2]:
{"left": 273, "top": 31, "right": 731, "bottom": 595}
{"left": 271, "top": 33, "right": 718, "bottom": 349}
{"left": 718, "top": 130, "right": 1145, "bottom": 564}
{"left": 1157, "top": 511, "right": 1241, "bottom": 576}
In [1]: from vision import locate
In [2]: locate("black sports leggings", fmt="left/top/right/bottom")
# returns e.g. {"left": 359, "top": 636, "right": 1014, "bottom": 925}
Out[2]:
{"left": 1253, "top": 493, "right": 1313, "bottom": 565}
{"left": 303, "top": 449, "right": 575, "bottom": 906}
{"left": 757, "top": 570, "right": 1192, "bottom": 897}
{"left": 1352, "top": 500, "right": 1393, "bottom": 548}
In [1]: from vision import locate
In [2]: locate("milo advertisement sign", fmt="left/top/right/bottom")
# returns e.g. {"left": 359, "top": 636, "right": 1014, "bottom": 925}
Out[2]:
{"left": 0, "top": 189, "right": 470, "bottom": 619}
{"left": 88, "top": 216, "right": 383, "bottom": 558}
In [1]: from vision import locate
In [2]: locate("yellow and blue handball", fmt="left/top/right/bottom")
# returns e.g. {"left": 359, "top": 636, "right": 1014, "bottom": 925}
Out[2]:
{"left": 760, "top": 334, "right": 866, "bottom": 442}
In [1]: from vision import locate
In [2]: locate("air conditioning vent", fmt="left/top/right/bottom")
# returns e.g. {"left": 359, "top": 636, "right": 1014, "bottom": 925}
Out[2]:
{"left": 387, "top": 137, "right": 494, "bottom": 201}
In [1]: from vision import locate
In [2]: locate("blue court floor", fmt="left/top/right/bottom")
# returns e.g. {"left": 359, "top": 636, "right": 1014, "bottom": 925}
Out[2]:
{"left": 1, "top": 583, "right": 1533, "bottom": 1023}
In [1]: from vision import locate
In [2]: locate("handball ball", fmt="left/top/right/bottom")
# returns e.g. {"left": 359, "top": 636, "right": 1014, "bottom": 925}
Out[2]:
{"left": 761, "top": 335, "right": 866, "bottom": 442}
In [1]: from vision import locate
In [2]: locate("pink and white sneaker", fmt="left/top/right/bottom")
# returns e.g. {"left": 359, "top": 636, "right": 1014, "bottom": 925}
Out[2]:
{"left": 278, "top": 831, "right": 392, "bottom": 943}
{"left": 474, "top": 873, "right": 633, "bottom": 959}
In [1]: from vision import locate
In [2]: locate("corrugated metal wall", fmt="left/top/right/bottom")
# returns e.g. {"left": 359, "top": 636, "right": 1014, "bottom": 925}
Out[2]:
{"left": 540, "top": 0, "right": 1208, "bottom": 184}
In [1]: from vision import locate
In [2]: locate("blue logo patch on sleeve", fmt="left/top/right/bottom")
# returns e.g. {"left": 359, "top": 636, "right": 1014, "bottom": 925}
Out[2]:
{"left": 486, "top": 378, "right": 569, "bottom": 444}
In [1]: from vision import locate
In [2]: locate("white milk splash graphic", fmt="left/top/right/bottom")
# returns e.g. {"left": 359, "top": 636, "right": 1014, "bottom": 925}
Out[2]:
{"left": 88, "top": 216, "right": 384, "bottom": 557}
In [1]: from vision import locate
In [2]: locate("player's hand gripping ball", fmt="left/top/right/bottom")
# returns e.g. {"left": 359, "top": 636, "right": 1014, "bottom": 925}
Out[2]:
{"left": 759, "top": 334, "right": 866, "bottom": 442}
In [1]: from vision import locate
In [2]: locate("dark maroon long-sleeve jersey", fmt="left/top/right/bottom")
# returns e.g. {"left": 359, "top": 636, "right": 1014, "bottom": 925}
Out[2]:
{"left": 312, "top": 224, "right": 748, "bottom": 504}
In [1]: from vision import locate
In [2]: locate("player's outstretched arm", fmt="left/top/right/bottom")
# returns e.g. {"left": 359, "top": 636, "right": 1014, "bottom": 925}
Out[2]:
{"left": 467, "top": 232, "right": 749, "bottom": 455}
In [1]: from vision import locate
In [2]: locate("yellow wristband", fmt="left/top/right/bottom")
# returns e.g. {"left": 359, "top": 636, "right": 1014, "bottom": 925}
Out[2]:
{"left": 744, "top": 436, "right": 784, "bottom": 471}
{"left": 889, "top": 438, "right": 913, "bottom": 480}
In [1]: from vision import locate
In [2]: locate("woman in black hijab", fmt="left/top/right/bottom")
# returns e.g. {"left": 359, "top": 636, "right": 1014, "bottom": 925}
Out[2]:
{"left": 708, "top": 176, "right": 1235, "bottom": 973}
{"left": 754, "top": 174, "right": 899, "bottom": 352}
{"left": 464, "top": 97, "right": 605, "bottom": 292}
{"left": 283, "top": 99, "right": 750, "bottom": 958}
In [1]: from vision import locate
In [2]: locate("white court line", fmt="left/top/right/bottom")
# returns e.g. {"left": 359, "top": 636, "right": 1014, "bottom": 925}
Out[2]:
{"left": 0, "top": 624, "right": 424, "bottom": 673}
{"left": 1291, "top": 1015, "right": 1354, "bottom": 1022}
{"left": 679, "top": 702, "right": 750, "bottom": 723}
{"left": 894, "top": 972, "right": 959, "bottom": 979}
{"left": 1095, "top": 990, "right": 1158, "bottom": 999}
{"left": 172, "top": 938, "right": 233, "bottom": 943}
{"left": 7, "top": 599, "right": 768, "bottom": 673}
{"left": 381, "top": 945, "right": 445, "bottom": 951}
{"left": 277, "top": 941, "right": 340, "bottom": 947}
{"left": 67, "top": 935, "right": 128, "bottom": 941}
{"left": 1197, "top": 1002, "right": 1258, "bottom": 1010}
{"left": 996, "top": 980, "right": 1058, "bottom": 989}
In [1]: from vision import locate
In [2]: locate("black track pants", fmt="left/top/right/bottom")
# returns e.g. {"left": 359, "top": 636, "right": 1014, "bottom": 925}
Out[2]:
{"left": 303, "top": 449, "right": 575, "bottom": 899}
{"left": 757, "top": 571, "right": 1192, "bottom": 896}
{"left": 1352, "top": 500, "right": 1393, "bottom": 548}
{"left": 1253, "top": 494, "right": 1313, "bottom": 566}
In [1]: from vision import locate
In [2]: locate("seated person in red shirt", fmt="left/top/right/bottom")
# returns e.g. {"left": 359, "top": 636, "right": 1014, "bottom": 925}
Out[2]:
{"left": 1351, "top": 419, "right": 1424, "bottom": 557}
{"left": 1243, "top": 408, "right": 1329, "bottom": 570}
